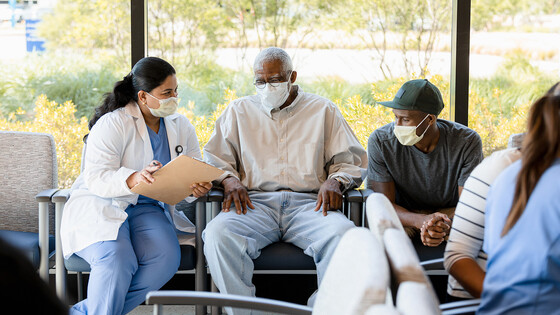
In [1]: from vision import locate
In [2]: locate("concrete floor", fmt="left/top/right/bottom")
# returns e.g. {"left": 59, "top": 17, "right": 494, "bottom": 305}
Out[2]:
{"left": 129, "top": 305, "right": 196, "bottom": 315}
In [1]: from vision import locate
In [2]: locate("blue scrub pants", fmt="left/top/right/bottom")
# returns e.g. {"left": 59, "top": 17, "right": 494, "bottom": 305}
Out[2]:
{"left": 203, "top": 191, "right": 355, "bottom": 315}
{"left": 71, "top": 204, "right": 181, "bottom": 315}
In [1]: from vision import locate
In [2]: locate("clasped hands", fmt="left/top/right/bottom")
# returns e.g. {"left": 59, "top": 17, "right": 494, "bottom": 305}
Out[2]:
{"left": 126, "top": 160, "right": 212, "bottom": 198}
{"left": 221, "top": 177, "right": 343, "bottom": 216}
{"left": 420, "top": 212, "right": 452, "bottom": 247}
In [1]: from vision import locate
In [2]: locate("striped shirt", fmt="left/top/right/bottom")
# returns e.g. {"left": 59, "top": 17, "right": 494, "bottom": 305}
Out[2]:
{"left": 444, "top": 148, "right": 521, "bottom": 298}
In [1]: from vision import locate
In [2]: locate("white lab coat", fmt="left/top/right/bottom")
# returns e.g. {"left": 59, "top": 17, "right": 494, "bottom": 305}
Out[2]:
{"left": 60, "top": 102, "right": 201, "bottom": 259}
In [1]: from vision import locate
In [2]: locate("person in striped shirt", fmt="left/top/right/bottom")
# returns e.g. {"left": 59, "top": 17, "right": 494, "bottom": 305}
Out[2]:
{"left": 444, "top": 147, "right": 521, "bottom": 299}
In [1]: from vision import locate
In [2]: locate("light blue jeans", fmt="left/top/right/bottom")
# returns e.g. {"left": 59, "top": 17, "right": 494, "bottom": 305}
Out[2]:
{"left": 71, "top": 204, "right": 181, "bottom": 315}
{"left": 203, "top": 191, "right": 355, "bottom": 315}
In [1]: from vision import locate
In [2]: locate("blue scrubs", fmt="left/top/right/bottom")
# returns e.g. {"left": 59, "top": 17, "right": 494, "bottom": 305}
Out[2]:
{"left": 478, "top": 158, "right": 560, "bottom": 315}
{"left": 72, "top": 119, "right": 181, "bottom": 315}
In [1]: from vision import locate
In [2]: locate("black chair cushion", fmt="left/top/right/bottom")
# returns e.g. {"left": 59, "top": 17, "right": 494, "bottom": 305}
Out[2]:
{"left": 178, "top": 244, "right": 196, "bottom": 270}
{"left": 65, "top": 244, "right": 196, "bottom": 272}
{"left": 0, "top": 230, "right": 54, "bottom": 269}
{"left": 254, "top": 242, "right": 315, "bottom": 270}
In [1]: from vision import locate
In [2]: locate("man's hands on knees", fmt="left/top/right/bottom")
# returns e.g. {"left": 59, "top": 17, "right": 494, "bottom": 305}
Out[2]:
{"left": 314, "top": 178, "right": 343, "bottom": 216}
{"left": 420, "top": 212, "right": 452, "bottom": 247}
{"left": 222, "top": 176, "right": 254, "bottom": 215}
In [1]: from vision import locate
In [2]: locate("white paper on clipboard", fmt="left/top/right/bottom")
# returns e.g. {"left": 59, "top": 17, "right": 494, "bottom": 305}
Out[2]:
{"left": 131, "top": 155, "right": 224, "bottom": 205}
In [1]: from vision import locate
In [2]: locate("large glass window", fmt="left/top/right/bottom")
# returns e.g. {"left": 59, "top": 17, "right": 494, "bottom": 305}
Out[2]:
{"left": 3, "top": 0, "right": 558, "bottom": 188}
{"left": 147, "top": 0, "right": 454, "bottom": 151}
{"left": 0, "top": 0, "right": 131, "bottom": 187}
{"left": 467, "top": 1, "right": 560, "bottom": 155}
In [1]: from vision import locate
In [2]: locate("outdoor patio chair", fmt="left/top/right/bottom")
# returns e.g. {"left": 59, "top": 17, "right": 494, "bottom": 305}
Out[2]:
{"left": 0, "top": 130, "right": 58, "bottom": 283}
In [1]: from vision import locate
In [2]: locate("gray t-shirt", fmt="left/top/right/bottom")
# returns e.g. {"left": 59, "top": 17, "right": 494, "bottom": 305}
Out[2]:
{"left": 367, "top": 119, "right": 483, "bottom": 211}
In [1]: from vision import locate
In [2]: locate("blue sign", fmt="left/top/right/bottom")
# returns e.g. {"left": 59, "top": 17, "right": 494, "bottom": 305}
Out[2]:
{"left": 26, "top": 19, "right": 46, "bottom": 52}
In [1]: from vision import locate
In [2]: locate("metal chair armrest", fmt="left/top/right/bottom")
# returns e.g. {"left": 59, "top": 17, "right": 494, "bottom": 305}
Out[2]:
{"left": 345, "top": 189, "right": 362, "bottom": 203}
{"left": 420, "top": 258, "right": 445, "bottom": 271}
{"left": 52, "top": 189, "right": 73, "bottom": 203}
{"left": 440, "top": 298, "right": 481, "bottom": 311}
{"left": 208, "top": 187, "right": 224, "bottom": 202}
{"left": 441, "top": 298, "right": 481, "bottom": 314}
{"left": 36, "top": 188, "right": 59, "bottom": 202}
{"left": 345, "top": 189, "right": 364, "bottom": 226}
{"left": 361, "top": 188, "right": 374, "bottom": 201}
{"left": 146, "top": 291, "right": 313, "bottom": 315}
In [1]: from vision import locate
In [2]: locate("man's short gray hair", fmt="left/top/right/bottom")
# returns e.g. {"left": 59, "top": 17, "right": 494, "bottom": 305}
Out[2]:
{"left": 253, "top": 47, "right": 293, "bottom": 74}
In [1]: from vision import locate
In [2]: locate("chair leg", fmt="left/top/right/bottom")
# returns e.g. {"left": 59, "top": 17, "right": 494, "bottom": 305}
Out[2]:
{"left": 38, "top": 201, "right": 50, "bottom": 283}
{"left": 211, "top": 279, "right": 220, "bottom": 315}
{"left": 154, "top": 304, "right": 163, "bottom": 315}
{"left": 77, "top": 271, "right": 84, "bottom": 301}
{"left": 210, "top": 200, "right": 222, "bottom": 315}
{"left": 195, "top": 201, "right": 207, "bottom": 315}
{"left": 55, "top": 200, "right": 67, "bottom": 302}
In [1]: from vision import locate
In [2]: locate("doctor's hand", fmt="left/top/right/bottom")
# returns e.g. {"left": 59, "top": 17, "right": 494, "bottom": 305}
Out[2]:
{"left": 222, "top": 176, "right": 254, "bottom": 215}
{"left": 190, "top": 182, "right": 213, "bottom": 198}
{"left": 126, "top": 160, "right": 163, "bottom": 189}
{"left": 314, "top": 178, "right": 343, "bottom": 216}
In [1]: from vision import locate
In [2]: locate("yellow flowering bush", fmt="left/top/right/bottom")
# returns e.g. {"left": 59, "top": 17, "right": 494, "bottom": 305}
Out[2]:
{"left": 178, "top": 88, "right": 235, "bottom": 149}
{"left": 0, "top": 95, "right": 89, "bottom": 188}
{"left": 0, "top": 83, "right": 529, "bottom": 188}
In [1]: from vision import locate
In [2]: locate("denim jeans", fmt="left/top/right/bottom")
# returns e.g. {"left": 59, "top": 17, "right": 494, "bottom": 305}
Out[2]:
{"left": 203, "top": 191, "right": 355, "bottom": 315}
{"left": 71, "top": 204, "right": 181, "bottom": 315}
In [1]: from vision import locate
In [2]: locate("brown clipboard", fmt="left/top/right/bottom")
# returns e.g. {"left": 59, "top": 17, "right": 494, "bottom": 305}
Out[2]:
{"left": 131, "top": 155, "right": 224, "bottom": 205}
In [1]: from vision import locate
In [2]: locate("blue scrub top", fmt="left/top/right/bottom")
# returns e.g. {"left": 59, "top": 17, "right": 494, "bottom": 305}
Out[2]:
{"left": 478, "top": 158, "right": 560, "bottom": 315}
{"left": 135, "top": 118, "right": 172, "bottom": 207}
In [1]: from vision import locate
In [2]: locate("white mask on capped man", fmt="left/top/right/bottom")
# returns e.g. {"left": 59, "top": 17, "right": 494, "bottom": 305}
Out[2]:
{"left": 393, "top": 114, "right": 430, "bottom": 146}
{"left": 145, "top": 92, "right": 179, "bottom": 117}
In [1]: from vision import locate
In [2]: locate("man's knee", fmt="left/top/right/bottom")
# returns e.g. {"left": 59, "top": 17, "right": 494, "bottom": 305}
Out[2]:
{"left": 203, "top": 216, "right": 240, "bottom": 251}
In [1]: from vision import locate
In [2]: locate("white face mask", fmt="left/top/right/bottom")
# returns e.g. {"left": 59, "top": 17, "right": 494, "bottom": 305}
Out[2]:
{"left": 145, "top": 92, "right": 179, "bottom": 117}
{"left": 256, "top": 81, "right": 290, "bottom": 111}
{"left": 393, "top": 114, "right": 430, "bottom": 146}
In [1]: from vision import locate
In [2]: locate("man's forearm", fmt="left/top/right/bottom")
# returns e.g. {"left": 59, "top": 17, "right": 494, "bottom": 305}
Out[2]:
{"left": 394, "top": 204, "right": 425, "bottom": 230}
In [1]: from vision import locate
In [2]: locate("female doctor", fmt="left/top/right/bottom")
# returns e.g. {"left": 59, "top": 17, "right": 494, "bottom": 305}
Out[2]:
{"left": 60, "top": 57, "right": 212, "bottom": 315}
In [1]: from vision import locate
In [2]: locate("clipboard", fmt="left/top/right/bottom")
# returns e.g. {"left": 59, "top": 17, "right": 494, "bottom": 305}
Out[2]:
{"left": 131, "top": 155, "right": 224, "bottom": 205}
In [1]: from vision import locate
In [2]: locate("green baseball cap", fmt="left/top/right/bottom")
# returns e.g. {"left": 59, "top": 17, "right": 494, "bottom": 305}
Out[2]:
{"left": 378, "top": 79, "right": 444, "bottom": 115}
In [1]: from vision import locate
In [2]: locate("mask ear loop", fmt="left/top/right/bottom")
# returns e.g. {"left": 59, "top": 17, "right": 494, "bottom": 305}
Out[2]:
{"left": 417, "top": 114, "right": 432, "bottom": 138}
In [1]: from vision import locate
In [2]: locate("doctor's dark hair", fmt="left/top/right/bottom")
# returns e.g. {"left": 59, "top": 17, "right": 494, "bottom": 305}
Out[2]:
{"left": 87, "top": 57, "right": 176, "bottom": 131}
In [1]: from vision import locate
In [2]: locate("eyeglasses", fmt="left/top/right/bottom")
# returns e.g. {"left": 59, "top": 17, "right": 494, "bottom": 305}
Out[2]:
{"left": 253, "top": 71, "right": 293, "bottom": 89}
{"left": 253, "top": 81, "right": 284, "bottom": 89}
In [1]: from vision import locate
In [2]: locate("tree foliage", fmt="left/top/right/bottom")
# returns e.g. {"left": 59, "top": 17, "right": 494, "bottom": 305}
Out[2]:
{"left": 334, "top": 0, "right": 450, "bottom": 79}
{"left": 220, "top": 0, "right": 341, "bottom": 50}
{"left": 148, "top": 0, "right": 231, "bottom": 67}
{"left": 39, "top": 0, "right": 131, "bottom": 65}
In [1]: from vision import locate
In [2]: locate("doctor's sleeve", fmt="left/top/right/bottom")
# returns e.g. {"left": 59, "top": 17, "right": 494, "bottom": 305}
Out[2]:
{"left": 83, "top": 116, "right": 136, "bottom": 198}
